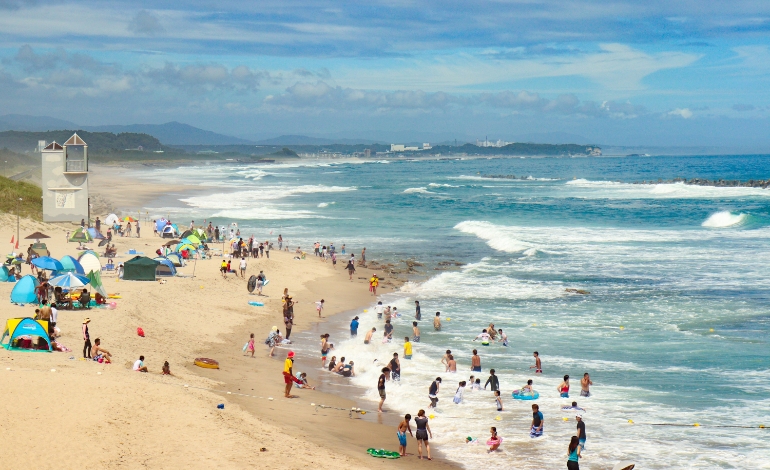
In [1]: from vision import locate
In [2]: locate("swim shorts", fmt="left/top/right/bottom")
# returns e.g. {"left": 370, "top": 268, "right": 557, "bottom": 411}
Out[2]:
{"left": 404, "top": 355, "right": 412, "bottom": 360}
{"left": 392, "top": 372, "right": 400, "bottom": 381}
{"left": 397, "top": 431, "right": 407, "bottom": 446}
{"left": 535, "top": 369, "right": 542, "bottom": 373}
{"left": 413, "top": 336, "right": 420, "bottom": 342}
{"left": 379, "top": 389, "right": 386, "bottom": 399}
{"left": 472, "top": 366, "right": 481, "bottom": 372}
{"left": 364, "top": 340, "right": 370, "bottom": 344}
{"left": 530, "top": 425, "right": 543, "bottom": 438}
{"left": 580, "top": 390, "right": 591, "bottom": 397}
{"left": 429, "top": 395, "right": 438, "bottom": 407}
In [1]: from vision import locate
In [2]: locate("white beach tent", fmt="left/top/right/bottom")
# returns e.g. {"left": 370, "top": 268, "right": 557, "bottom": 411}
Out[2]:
{"left": 78, "top": 251, "right": 102, "bottom": 275}
{"left": 105, "top": 214, "right": 119, "bottom": 225}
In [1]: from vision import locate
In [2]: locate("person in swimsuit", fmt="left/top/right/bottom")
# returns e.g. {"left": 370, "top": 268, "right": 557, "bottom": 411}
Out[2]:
{"left": 415, "top": 300, "right": 421, "bottom": 321}
{"left": 576, "top": 414, "right": 587, "bottom": 450}
{"left": 567, "top": 435, "right": 582, "bottom": 470}
{"left": 364, "top": 327, "right": 376, "bottom": 344}
{"left": 487, "top": 324, "right": 497, "bottom": 340}
{"left": 404, "top": 337, "right": 413, "bottom": 359}
{"left": 471, "top": 349, "right": 481, "bottom": 372}
{"left": 384, "top": 319, "right": 393, "bottom": 338}
{"left": 327, "top": 356, "right": 337, "bottom": 371}
{"left": 441, "top": 350, "right": 451, "bottom": 370}
{"left": 333, "top": 357, "right": 346, "bottom": 373}
{"left": 433, "top": 312, "right": 441, "bottom": 330}
{"left": 412, "top": 322, "right": 420, "bottom": 342}
{"left": 397, "top": 414, "right": 413, "bottom": 456}
{"left": 474, "top": 329, "right": 491, "bottom": 345}
{"left": 487, "top": 427, "right": 502, "bottom": 452}
{"left": 428, "top": 377, "right": 441, "bottom": 408}
{"left": 414, "top": 409, "right": 433, "bottom": 460}
{"left": 581, "top": 373, "right": 593, "bottom": 397}
{"left": 341, "top": 361, "right": 355, "bottom": 377}
{"left": 495, "top": 390, "right": 503, "bottom": 411}
{"left": 246, "top": 333, "right": 255, "bottom": 358}
{"left": 447, "top": 354, "right": 457, "bottom": 372}
{"left": 389, "top": 353, "right": 401, "bottom": 381}
{"left": 558, "top": 375, "right": 570, "bottom": 398}
{"left": 530, "top": 404, "right": 544, "bottom": 438}
{"left": 530, "top": 351, "right": 542, "bottom": 373}
{"left": 320, "top": 334, "right": 332, "bottom": 366}
{"left": 498, "top": 329, "right": 508, "bottom": 346}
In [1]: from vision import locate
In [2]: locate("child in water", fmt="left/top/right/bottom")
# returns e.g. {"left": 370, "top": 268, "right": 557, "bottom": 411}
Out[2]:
{"left": 495, "top": 390, "right": 503, "bottom": 411}
{"left": 487, "top": 427, "right": 502, "bottom": 452}
{"left": 453, "top": 381, "right": 466, "bottom": 404}
{"left": 473, "top": 378, "right": 482, "bottom": 390}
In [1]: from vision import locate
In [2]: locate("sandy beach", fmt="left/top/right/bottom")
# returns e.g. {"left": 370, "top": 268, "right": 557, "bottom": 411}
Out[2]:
{"left": 0, "top": 210, "right": 458, "bottom": 469}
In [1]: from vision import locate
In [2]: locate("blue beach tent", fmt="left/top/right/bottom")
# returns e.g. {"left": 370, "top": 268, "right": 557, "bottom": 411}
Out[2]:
{"left": 0, "top": 266, "right": 15, "bottom": 282}
{"left": 154, "top": 258, "right": 177, "bottom": 277}
{"left": 1, "top": 317, "right": 52, "bottom": 352}
{"left": 10, "top": 275, "right": 39, "bottom": 304}
{"left": 58, "top": 255, "right": 86, "bottom": 275}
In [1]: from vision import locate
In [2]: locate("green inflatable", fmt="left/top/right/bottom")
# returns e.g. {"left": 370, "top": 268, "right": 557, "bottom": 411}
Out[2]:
{"left": 366, "top": 448, "right": 400, "bottom": 459}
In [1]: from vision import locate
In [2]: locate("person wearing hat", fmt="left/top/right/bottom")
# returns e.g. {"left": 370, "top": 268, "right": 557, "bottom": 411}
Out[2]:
{"left": 283, "top": 351, "right": 302, "bottom": 398}
{"left": 369, "top": 274, "right": 379, "bottom": 296}
{"left": 350, "top": 316, "right": 360, "bottom": 337}
{"left": 82, "top": 318, "right": 91, "bottom": 359}
{"left": 576, "top": 414, "right": 586, "bottom": 450}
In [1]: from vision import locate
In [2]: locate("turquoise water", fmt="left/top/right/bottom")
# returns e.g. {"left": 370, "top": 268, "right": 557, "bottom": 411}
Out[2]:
{"left": 142, "top": 155, "right": 770, "bottom": 469}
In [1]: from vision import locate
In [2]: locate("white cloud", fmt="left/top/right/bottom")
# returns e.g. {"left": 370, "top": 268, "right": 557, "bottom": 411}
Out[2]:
{"left": 668, "top": 108, "right": 693, "bottom": 119}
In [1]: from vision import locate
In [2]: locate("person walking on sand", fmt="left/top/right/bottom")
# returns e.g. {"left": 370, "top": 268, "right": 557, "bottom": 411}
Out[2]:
{"left": 239, "top": 257, "right": 247, "bottom": 278}
{"left": 414, "top": 409, "right": 433, "bottom": 460}
{"left": 360, "top": 247, "right": 366, "bottom": 267}
{"left": 331, "top": 251, "right": 336, "bottom": 268}
{"left": 428, "top": 377, "right": 442, "bottom": 408}
{"left": 364, "top": 327, "right": 376, "bottom": 344}
{"left": 346, "top": 258, "right": 356, "bottom": 280}
{"left": 567, "top": 435, "right": 582, "bottom": 470}
{"left": 397, "top": 414, "right": 413, "bottom": 457}
{"left": 369, "top": 274, "right": 379, "bottom": 296}
{"left": 378, "top": 367, "right": 389, "bottom": 412}
{"left": 316, "top": 299, "right": 325, "bottom": 317}
{"left": 82, "top": 318, "right": 91, "bottom": 359}
{"left": 581, "top": 373, "right": 593, "bottom": 397}
{"left": 434, "top": 312, "right": 441, "bottom": 330}
{"left": 484, "top": 369, "right": 500, "bottom": 392}
{"left": 245, "top": 333, "right": 255, "bottom": 357}
{"left": 471, "top": 349, "right": 481, "bottom": 372}
{"left": 415, "top": 300, "right": 421, "bottom": 321}
{"left": 530, "top": 351, "right": 542, "bottom": 373}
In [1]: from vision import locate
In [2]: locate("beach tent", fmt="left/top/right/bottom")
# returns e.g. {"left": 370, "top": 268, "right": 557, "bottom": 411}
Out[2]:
{"left": 193, "top": 228, "right": 208, "bottom": 241}
{"left": 155, "top": 219, "right": 168, "bottom": 232}
{"left": 105, "top": 214, "right": 119, "bottom": 225}
{"left": 78, "top": 251, "right": 101, "bottom": 275}
{"left": 154, "top": 258, "right": 177, "bottom": 277}
{"left": 29, "top": 243, "right": 50, "bottom": 257}
{"left": 86, "top": 270, "right": 106, "bottom": 297}
{"left": 123, "top": 256, "right": 159, "bottom": 281}
{"left": 180, "top": 229, "right": 193, "bottom": 239}
{"left": 1, "top": 318, "right": 51, "bottom": 352}
{"left": 58, "top": 255, "right": 86, "bottom": 275}
{"left": 161, "top": 225, "right": 176, "bottom": 238}
{"left": 186, "top": 234, "right": 202, "bottom": 245}
{"left": 87, "top": 227, "right": 105, "bottom": 240}
{"left": 69, "top": 227, "right": 93, "bottom": 243}
{"left": 165, "top": 252, "right": 185, "bottom": 267}
{"left": 0, "top": 266, "right": 15, "bottom": 282}
{"left": 10, "top": 275, "right": 39, "bottom": 304}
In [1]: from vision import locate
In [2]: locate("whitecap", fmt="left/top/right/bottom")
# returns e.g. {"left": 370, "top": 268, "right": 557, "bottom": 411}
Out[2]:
{"left": 403, "top": 187, "right": 434, "bottom": 194}
{"left": 702, "top": 211, "right": 747, "bottom": 228}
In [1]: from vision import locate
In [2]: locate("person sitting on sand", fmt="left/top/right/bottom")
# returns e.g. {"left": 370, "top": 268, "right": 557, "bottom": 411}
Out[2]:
{"left": 133, "top": 355, "right": 148, "bottom": 372}
{"left": 295, "top": 372, "right": 315, "bottom": 390}
{"left": 92, "top": 338, "right": 111, "bottom": 363}
{"left": 162, "top": 361, "right": 172, "bottom": 375}
{"left": 79, "top": 289, "right": 91, "bottom": 309}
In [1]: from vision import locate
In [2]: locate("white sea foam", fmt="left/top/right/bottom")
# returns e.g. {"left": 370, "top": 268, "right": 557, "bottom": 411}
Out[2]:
{"left": 403, "top": 187, "right": 434, "bottom": 194}
{"left": 317, "top": 202, "right": 336, "bottom": 208}
{"left": 454, "top": 221, "right": 534, "bottom": 253}
{"left": 564, "top": 180, "right": 770, "bottom": 199}
{"left": 702, "top": 211, "right": 747, "bottom": 228}
{"left": 427, "top": 183, "right": 461, "bottom": 188}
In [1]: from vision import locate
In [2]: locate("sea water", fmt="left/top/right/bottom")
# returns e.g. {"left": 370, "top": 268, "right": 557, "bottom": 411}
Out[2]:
{"left": 141, "top": 155, "right": 770, "bottom": 469}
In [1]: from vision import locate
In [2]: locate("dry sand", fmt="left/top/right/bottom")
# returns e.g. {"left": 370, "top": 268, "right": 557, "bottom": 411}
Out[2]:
{"left": 0, "top": 213, "right": 457, "bottom": 469}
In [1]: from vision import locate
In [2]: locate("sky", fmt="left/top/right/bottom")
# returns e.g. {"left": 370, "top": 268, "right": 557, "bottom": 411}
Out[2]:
{"left": 1, "top": 0, "right": 770, "bottom": 147}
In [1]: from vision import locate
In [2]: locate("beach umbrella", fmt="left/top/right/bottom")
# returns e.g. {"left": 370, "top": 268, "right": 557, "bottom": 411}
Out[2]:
{"left": 105, "top": 214, "right": 119, "bottom": 225}
{"left": 31, "top": 256, "right": 64, "bottom": 271}
{"left": 50, "top": 272, "right": 90, "bottom": 288}
{"left": 25, "top": 231, "right": 51, "bottom": 241}
{"left": 123, "top": 216, "right": 138, "bottom": 223}
{"left": 163, "top": 239, "right": 181, "bottom": 247}
{"left": 86, "top": 270, "right": 106, "bottom": 297}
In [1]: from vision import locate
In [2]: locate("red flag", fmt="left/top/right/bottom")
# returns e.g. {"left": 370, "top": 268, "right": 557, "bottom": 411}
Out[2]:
{"left": 10, "top": 235, "right": 14, "bottom": 244}
{"left": 15, "top": 240, "right": 19, "bottom": 249}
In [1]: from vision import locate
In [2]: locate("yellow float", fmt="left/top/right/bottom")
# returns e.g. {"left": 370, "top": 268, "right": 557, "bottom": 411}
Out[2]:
{"left": 194, "top": 357, "right": 220, "bottom": 369}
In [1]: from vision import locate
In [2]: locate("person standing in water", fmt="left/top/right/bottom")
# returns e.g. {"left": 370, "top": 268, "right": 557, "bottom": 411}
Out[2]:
{"left": 471, "top": 349, "right": 481, "bottom": 372}
{"left": 378, "top": 367, "right": 389, "bottom": 412}
{"left": 414, "top": 409, "right": 433, "bottom": 460}
{"left": 530, "top": 351, "right": 542, "bottom": 373}
{"left": 350, "top": 316, "right": 359, "bottom": 336}
{"left": 494, "top": 390, "right": 503, "bottom": 411}
{"left": 404, "top": 337, "right": 413, "bottom": 359}
{"left": 434, "top": 312, "right": 441, "bottom": 330}
{"left": 447, "top": 354, "right": 457, "bottom": 372}
{"left": 428, "top": 377, "right": 441, "bottom": 408}
{"left": 415, "top": 300, "right": 421, "bottom": 321}
{"left": 581, "top": 373, "right": 593, "bottom": 397}
{"left": 530, "top": 404, "right": 544, "bottom": 438}
{"left": 484, "top": 369, "right": 499, "bottom": 392}
{"left": 576, "top": 414, "right": 587, "bottom": 450}
{"left": 412, "top": 321, "right": 420, "bottom": 342}
{"left": 397, "top": 414, "right": 413, "bottom": 457}
{"left": 441, "top": 350, "right": 451, "bottom": 370}
{"left": 558, "top": 375, "right": 570, "bottom": 398}
{"left": 567, "top": 435, "right": 582, "bottom": 470}
{"left": 498, "top": 329, "right": 508, "bottom": 346}
{"left": 389, "top": 353, "right": 401, "bottom": 381}
{"left": 364, "top": 327, "right": 376, "bottom": 344}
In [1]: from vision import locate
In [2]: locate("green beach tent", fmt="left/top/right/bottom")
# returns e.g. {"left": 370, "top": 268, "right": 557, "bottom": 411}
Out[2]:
{"left": 69, "top": 227, "right": 93, "bottom": 243}
{"left": 122, "top": 256, "right": 159, "bottom": 281}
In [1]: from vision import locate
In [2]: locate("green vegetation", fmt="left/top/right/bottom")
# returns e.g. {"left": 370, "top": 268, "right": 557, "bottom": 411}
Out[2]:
{"left": 0, "top": 175, "right": 42, "bottom": 220}
{"left": 269, "top": 147, "right": 299, "bottom": 158}
{"left": 0, "top": 130, "right": 166, "bottom": 154}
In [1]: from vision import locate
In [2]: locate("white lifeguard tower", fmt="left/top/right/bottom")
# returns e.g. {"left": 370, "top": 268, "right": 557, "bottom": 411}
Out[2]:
{"left": 41, "top": 133, "right": 89, "bottom": 223}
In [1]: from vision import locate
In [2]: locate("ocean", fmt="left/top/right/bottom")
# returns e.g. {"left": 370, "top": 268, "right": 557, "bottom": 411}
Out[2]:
{"left": 139, "top": 155, "right": 770, "bottom": 469}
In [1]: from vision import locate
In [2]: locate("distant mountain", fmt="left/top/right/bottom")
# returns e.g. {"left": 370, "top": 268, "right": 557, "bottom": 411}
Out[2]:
{"left": 256, "top": 134, "right": 387, "bottom": 145}
{"left": 82, "top": 121, "right": 253, "bottom": 145}
{"left": 0, "top": 114, "right": 78, "bottom": 132}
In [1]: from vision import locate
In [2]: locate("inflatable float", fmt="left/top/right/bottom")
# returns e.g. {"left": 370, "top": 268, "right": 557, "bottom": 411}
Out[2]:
{"left": 486, "top": 436, "right": 504, "bottom": 445}
{"left": 194, "top": 357, "right": 219, "bottom": 369}
{"left": 366, "top": 448, "right": 400, "bottom": 459}
{"left": 512, "top": 390, "right": 539, "bottom": 400}
{"left": 248, "top": 301, "right": 264, "bottom": 307}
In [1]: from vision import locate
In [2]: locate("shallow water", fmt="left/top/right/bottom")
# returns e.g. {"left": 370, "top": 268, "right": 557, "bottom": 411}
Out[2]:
{"left": 143, "top": 155, "right": 770, "bottom": 469}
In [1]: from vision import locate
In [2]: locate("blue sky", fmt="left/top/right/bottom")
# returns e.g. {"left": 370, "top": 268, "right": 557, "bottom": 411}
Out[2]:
{"left": 1, "top": 0, "right": 770, "bottom": 146}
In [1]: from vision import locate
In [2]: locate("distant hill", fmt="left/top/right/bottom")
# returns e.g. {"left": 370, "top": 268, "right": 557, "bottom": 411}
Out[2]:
{"left": 83, "top": 121, "right": 253, "bottom": 145}
{"left": 256, "top": 134, "right": 387, "bottom": 145}
{"left": 0, "top": 114, "right": 78, "bottom": 132}
{"left": 427, "top": 142, "right": 600, "bottom": 156}
{"left": 0, "top": 130, "right": 165, "bottom": 153}
{"left": 0, "top": 174, "right": 42, "bottom": 220}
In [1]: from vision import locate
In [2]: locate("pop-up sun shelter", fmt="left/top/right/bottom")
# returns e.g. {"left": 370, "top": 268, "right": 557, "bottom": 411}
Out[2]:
{"left": 78, "top": 251, "right": 101, "bottom": 275}
{"left": 154, "top": 258, "right": 177, "bottom": 277}
{"left": 1, "top": 318, "right": 52, "bottom": 352}
{"left": 10, "top": 275, "right": 39, "bottom": 304}
{"left": 58, "top": 255, "right": 86, "bottom": 275}
{"left": 69, "top": 227, "right": 93, "bottom": 243}
{"left": 165, "top": 252, "right": 185, "bottom": 267}
{"left": 123, "top": 256, "right": 159, "bottom": 281}
{"left": 162, "top": 225, "right": 176, "bottom": 238}
{"left": 0, "top": 266, "right": 15, "bottom": 282}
